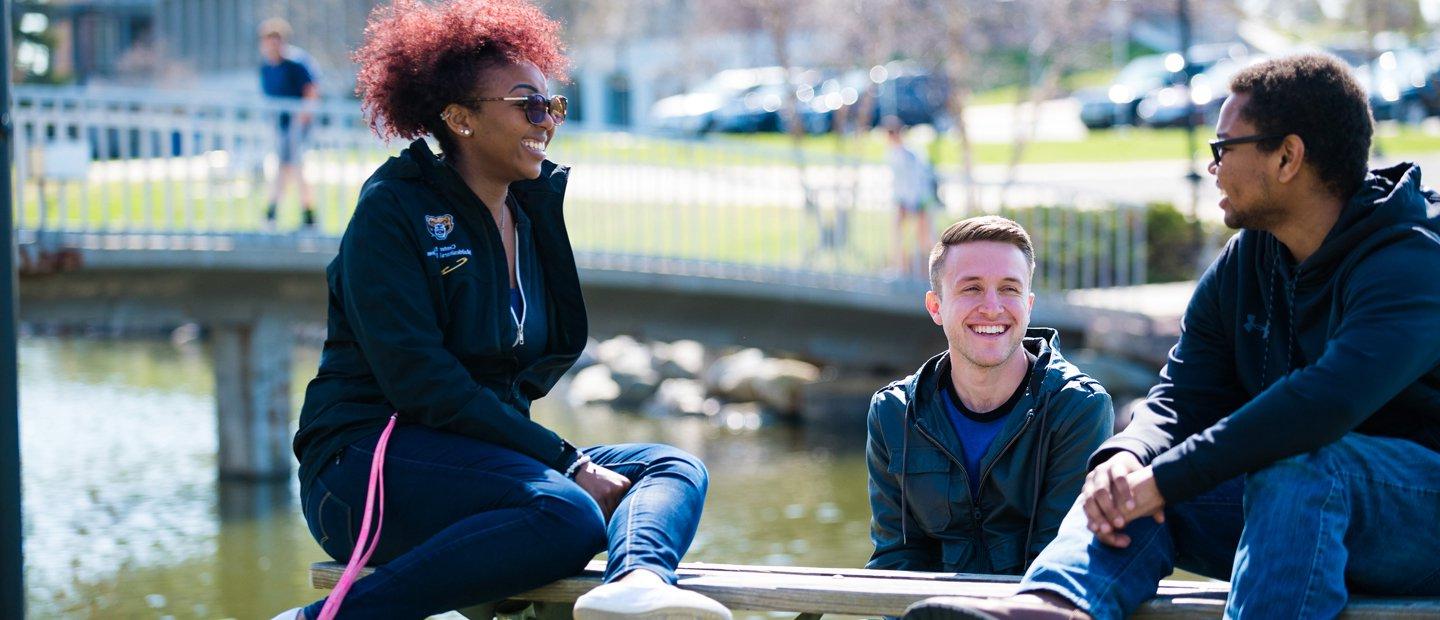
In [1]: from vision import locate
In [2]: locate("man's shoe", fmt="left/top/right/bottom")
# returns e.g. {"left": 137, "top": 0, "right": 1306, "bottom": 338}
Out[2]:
{"left": 903, "top": 596, "right": 1087, "bottom": 620}
{"left": 573, "top": 581, "right": 732, "bottom": 620}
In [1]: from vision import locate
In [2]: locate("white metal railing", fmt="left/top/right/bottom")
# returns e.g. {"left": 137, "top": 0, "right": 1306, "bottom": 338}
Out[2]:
{"left": 11, "top": 85, "right": 1146, "bottom": 293}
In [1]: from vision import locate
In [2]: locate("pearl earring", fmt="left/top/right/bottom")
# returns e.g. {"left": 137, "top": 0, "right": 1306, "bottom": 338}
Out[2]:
{"left": 461, "top": 128, "right": 472, "bottom": 137}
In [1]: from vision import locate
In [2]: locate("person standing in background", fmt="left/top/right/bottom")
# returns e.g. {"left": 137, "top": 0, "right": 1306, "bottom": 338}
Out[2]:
{"left": 259, "top": 17, "right": 320, "bottom": 231}
{"left": 886, "top": 117, "right": 939, "bottom": 276}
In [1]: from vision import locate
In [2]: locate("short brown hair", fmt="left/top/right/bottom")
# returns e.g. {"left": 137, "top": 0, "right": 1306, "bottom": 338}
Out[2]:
{"left": 258, "top": 17, "right": 292, "bottom": 40}
{"left": 928, "top": 215, "right": 1036, "bottom": 292}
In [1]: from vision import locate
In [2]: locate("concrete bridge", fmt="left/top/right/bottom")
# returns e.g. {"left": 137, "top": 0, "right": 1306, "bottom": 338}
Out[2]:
{"left": 12, "top": 86, "right": 1189, "bottom": 481}
{"left": 17, "top": 228, "right": 1186, "bottom": 481}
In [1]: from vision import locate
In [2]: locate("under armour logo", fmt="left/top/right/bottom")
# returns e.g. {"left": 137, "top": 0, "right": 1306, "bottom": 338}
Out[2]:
{"left": 1243, "top": 314, "right": 1270, "bottom": 339}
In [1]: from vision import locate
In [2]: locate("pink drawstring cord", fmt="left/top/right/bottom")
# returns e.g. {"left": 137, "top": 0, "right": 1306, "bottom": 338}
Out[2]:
{"left": 318, "top": 413, "right": 398, "bottom": 620}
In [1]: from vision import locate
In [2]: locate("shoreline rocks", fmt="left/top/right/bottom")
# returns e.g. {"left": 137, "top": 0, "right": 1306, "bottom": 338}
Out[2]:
{"left": 565, "top": 336, "right": 822, "bottom": 426}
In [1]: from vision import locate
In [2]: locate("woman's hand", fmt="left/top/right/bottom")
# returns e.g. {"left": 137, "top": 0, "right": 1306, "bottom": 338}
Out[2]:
{"left": 573, "top": 462, "right": 632, "bottom": 520}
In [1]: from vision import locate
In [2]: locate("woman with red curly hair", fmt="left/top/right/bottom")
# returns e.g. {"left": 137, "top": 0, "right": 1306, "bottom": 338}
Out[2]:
{"left": 275, "top": 1, "right": 728, "bottom": 619}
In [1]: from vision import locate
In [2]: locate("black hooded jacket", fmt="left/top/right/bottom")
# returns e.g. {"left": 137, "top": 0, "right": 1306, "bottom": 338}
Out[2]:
{"left": 1096, "top": 163, "right": 1440, "bottom": 503}
{"left": 293, "top": 139, "right": 587, "bottom": 493}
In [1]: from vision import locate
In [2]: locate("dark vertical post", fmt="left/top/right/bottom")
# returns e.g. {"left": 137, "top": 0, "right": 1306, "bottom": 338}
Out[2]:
{"left": 1178, "top": 0, "right": 1202, "bottom": 266}
{"left": 0, "top": 0, "right": 26, "bottom": 617}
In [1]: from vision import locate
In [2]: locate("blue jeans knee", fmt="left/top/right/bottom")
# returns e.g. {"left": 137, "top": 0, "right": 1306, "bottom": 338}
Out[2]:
{"left": 533, "top": 480, "right": 609, "bottom": 563}
{"left": 653, "top": 446, "right": 709, "bottom": 494}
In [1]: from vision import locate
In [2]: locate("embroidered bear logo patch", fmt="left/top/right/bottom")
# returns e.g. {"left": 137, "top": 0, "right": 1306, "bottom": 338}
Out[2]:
{"left": 425, "top": 214, "right": 455, "bottom": 241}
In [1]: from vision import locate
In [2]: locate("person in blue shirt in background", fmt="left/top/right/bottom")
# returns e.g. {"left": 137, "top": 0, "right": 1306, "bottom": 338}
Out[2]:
{"left": 258, "top": 18, "right": 320, "bottom": 230}
{"left": 866, "top": 215, "right": 1114, "bottom": 576}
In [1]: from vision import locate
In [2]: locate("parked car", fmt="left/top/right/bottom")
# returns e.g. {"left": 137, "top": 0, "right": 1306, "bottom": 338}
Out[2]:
{"left": 1078, "top": 45, "right": 1238, "bottom": 129}
{"left": 1135, "top": 54, "right": 1257, "bottom": 128}
{"left": 1077, "top": 54, "right": 1180, "bottom": 129}
{"left": 785, "top": 70, "right": 863, "bottom": 134}
{"left": 795, "top": 62, "right": 949, "bottom": 133}
{"left": 868, "top": 62, "right": 949, "bottom": 127}
{"left": 660, "top": 62, "right": 949, "bottom": 135}
{"left": 651, "top": 67, "right": 789, "bottom": 135}
{"left": 1361, "top": 48, "right": 1440, "bottom": 123}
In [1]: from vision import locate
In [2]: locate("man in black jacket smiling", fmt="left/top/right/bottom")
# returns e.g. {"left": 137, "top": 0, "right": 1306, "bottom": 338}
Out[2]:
{"left": 906, "top": 53, "right": 1440, "bottom": 620}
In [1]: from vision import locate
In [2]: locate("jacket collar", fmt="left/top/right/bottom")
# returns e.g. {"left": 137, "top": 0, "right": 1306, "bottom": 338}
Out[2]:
{"left": 906, "top": 328, "right": 1059, "bottom": 459}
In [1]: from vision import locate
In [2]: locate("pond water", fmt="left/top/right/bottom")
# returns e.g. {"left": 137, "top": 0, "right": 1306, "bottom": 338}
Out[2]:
{"left": 20, "top": 337, "right": 876, "bottom": 619}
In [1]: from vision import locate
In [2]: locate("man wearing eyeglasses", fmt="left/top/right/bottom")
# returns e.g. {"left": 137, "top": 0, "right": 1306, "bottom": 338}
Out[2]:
{"left": 905, "top": 53, "right": 1440, "bottom": 620}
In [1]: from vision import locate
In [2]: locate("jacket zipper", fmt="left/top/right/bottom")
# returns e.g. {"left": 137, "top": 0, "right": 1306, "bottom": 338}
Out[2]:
{"left": 508, "top": 212, "right": 526, "bottom": 348}
{"left": 914, "top": 407, "right": 1037, "bottom": 572}
{"left": 431, "top": 163, "right": 517, "bottom": 349}
{"left": 913, "top": 422, "right": 990, "bottom": 569}
{"left": 977, "top": 409, "right": 1037, "bottom": 490}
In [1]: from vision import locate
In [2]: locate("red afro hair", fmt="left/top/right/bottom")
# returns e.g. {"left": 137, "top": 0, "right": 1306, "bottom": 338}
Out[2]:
{"left": 353, "top": 0, "right": 568, "bottom": 144}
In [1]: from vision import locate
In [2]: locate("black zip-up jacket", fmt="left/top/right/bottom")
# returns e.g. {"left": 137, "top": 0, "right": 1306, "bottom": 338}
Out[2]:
{"left": 1096, "top": 163, "right": 1440, "bottom": 503}
{"left": 293, "top": 139, "right": 587, "bottom": 492}
{"left": 867, "top": 329, "right": 1113, "bottom": 574}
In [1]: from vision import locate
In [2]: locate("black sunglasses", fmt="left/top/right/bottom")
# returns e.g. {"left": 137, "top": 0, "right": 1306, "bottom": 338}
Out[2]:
{"left": 1208, "top": 133, "right": 1285, "bottom": 167}
{"left": 469, "top": 93, "right": 568, "bottom": 126}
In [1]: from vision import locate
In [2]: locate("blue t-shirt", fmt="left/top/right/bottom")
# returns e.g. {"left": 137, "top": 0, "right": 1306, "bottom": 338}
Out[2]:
{"left": 940, "top": 352, "right": 1035, "bottom": 498}
{"left": 260, "top": 55, "right": 315, "bottom": 99}
{"left": 260, "top": 51, "right": 316, "bottom": 129}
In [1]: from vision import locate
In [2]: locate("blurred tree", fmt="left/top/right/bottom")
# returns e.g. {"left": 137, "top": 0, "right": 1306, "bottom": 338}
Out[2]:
{"left": 997, "top": 0, "right": 1108, "bottom": 198}
{"left": 812, "top": 0, "right": 898, "bottom": 233}
{"left": 1238, "top": 0, "right": 1430, "bottom": 46}
{"left": 893, "top": 0, "right": 995, "bottom": 215}
{"left": 698, "top": 0, "right": 827, "bottom": 227}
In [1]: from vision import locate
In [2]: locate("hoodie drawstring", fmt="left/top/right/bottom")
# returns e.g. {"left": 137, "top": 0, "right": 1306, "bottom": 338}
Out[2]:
{"left": 1022, "top": 386, "right": 1054, "bottom": 571}
{"left": 1262, "top": 247, "right": 1278, "bottom": 386}
{"left": 899, "top": 402, "right": 911, "bottom": 544}
{"left": 1262, "top": 238, "right": 1298, "bottom": 387}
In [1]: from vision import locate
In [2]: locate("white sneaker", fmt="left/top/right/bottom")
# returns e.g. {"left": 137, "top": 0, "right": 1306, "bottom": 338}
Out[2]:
{"left": 573, "top": 581, "right": 732, "bottom": 620}
{"left": 268, "top": 607, "right": 304, "bottom": 620}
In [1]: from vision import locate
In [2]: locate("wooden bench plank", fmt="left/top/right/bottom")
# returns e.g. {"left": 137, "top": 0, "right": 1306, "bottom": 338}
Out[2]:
{"left": 309, "top": 561, "right": 1438, "bottom": 619}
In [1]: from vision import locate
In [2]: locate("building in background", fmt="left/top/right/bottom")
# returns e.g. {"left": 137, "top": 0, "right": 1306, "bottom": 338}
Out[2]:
{"left": 13, "top": 0, "right": 1433, "bottom": 132}
{"left": 15, "top": 0, "right": 377, "bottom": 94}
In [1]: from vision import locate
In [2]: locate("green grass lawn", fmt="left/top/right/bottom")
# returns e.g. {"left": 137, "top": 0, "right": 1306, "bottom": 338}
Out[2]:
{"left": 968, "top": 67, "right": 1119, "bottom": 106}
{"left": 209, "top": 121, "right": 1437, "bottom": 176}
{"left": 13, "top": 173, "right": 889, "bottom": 264}
{"left": 17, "top": 120, "right": 1430, "bottom": 283}
{"left": 16, "top": 168, "right": 1146, "bottom": 288}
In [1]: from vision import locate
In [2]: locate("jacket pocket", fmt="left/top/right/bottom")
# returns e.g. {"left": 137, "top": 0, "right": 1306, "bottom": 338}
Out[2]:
{"left": 442, "top": 263, "right": 503, "bottom": 358}
{"left": 942, "top": 538, "right": 974, "bottom": 572}
{"left": 889, "top": 446, "right": 954, "bottom": 533}
{"left": 985, "top": 532, "right": 1025, "bottom": 576}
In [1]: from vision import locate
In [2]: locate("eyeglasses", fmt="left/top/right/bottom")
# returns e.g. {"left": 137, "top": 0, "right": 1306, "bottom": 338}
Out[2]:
{"left": 468, "top": 93, "right": 568, "bottom": 126}
{"left": 1208, "top": 133, "right": 1285, "bottom": 167}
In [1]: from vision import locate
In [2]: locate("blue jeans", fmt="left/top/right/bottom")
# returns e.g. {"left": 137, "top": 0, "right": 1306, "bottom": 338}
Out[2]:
{"left": 1021, "top": 433, "right": 1440, "bottom": 620}
{"left": 298, "top": 424, "right": 709, "bottom": 619}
